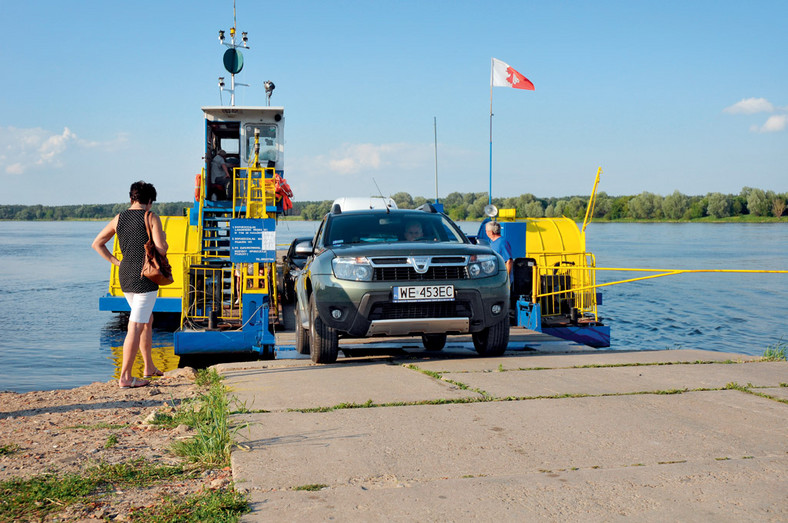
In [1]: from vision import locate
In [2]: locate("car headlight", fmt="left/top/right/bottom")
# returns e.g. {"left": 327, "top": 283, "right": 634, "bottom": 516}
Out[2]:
{"left": 468, "top": 254, "right": 498, "bottom": 278}
{"left": 332, "top": 256, "right": 373, "bottom": 281}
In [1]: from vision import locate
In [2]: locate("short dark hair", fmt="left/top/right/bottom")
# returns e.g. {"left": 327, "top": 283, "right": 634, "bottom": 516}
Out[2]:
{"left": 129, "top": 181, "right": 157, "bottom": 205}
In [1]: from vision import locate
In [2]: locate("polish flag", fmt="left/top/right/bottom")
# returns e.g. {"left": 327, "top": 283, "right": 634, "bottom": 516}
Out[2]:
{"left": 492, "top": 58, "right": 534, "bottom": 90}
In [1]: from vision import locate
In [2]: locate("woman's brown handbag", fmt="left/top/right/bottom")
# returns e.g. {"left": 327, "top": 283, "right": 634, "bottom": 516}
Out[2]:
{"left": 141, "top": 211, "right": 174, "bottom": 286}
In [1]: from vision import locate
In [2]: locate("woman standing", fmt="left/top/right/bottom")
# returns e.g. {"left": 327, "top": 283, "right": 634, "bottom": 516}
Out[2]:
{"left": 92, "top": 181, "right": 168, "bottom": 388}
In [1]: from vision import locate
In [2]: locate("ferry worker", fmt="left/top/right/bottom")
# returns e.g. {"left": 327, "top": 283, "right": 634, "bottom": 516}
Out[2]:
{"left": 92, "top": 181, "right": 168, "bottom": 388}
{"left": 210, "top": 149, "right": 232, "bottom": 199}
{"left": 485, "top": 221, "right": 513, "bottom": 277}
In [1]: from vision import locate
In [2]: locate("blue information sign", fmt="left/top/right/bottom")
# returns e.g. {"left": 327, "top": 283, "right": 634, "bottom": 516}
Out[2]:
{"left": 230, "top": 219, "right": 276, "bottom": 262}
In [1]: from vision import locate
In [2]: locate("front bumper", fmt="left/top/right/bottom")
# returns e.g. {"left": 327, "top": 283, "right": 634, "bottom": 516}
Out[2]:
{"left": 313, "top": 278, "right": 509, "bottom": 337}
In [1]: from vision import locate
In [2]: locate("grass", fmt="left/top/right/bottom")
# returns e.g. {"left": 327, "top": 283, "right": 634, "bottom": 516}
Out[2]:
{"left": 0, "top": 460, "right": 194, "bottom": 521}
{"left": 127, "top": 489, "right": 248, "bottom": 522}
{"left": 64, "top": 422, "right": 130, "bottom": 430}
{"left": 293, "top": 484, "right": 328, "bottom": 491}
{"left": 0, "top": 443, "right": 20, "bottom": 456}
{"left": 762, "top": 340, "right": 787, "bottom": 362}
{"left": 150, "top": 369, "right": 243, "bottom": 468}
{"left": 104, "top": 433, "right": 119, "bottom": 449}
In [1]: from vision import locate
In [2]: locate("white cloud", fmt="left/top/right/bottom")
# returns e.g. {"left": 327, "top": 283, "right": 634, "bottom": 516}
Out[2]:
{"left": 754, "top": 114, "right": 787, "bottom": 133}
{"left": 723, "top": 97, "right": 774, "bottom": 114}
{"left": 0, "top": 126, "right": 128, "bottom": 175}
{"left": 324, "top": 142, "right": 432, "bottom": 175}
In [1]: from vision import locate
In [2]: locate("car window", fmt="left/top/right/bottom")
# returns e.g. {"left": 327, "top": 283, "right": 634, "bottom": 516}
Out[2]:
{"left": 313, "top": 218, "right": 327, "bottom": 252}
{"left": 325, "top": 214, "right": 466, "bottom": 246}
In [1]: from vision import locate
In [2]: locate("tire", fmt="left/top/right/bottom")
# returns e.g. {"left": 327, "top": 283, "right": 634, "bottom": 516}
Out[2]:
{"left": 421, "top": 333, "right": 447, "bottom": 351}
{"left": 472, "top": 317, "right": 510, "bottom": 356}
{"left": 309, "top": 294, "right": 338, "bottom": 363}
{"left": 281, "top": 279, "right": 293, "bottom": 304}
{"left": 294, "top": 302, "right": 310, "bottom": 355}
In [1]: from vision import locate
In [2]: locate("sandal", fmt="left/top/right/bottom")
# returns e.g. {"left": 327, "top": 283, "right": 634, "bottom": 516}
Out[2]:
{"left": 143, "top": 369, "right": 165, "bottom": 378}
{"left": 120, "top": 377, "right": 150, "bottom": 389}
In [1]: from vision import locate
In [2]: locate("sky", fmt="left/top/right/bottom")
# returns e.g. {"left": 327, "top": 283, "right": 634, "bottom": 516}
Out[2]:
{"left": 1, "top": 0, "right": 786, "bottom": 205}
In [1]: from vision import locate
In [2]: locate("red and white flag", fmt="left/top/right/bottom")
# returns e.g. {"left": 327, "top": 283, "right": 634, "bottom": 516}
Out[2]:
{"left": 491, "top": 58, "right": 534, "bottom": 90}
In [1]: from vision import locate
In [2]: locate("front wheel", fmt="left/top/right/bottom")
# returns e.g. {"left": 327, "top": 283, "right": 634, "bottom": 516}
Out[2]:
{"left": 421, "top": 333, "right": 447, "bottom": 351}
{"left": 472, "top": 317, "right": 510, "bottom": 356}
{"left": 294, "top": 302, "right": 309, "bottom": 355}
{"left": 309, "top": 294, "right": 338, "bottom": 363}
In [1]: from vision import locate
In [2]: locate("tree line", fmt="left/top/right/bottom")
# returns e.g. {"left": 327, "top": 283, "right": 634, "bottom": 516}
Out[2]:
{"left": 0, "top": 202, "right": 191, "bottom": 221}
{"left": 1, "top": 187, "right": 786, "bottom": 221}
{"left": 293, "top": 187, "right": 787, "bottom": 221}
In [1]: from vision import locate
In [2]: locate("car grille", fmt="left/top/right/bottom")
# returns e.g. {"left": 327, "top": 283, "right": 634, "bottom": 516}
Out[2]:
{"left": 373, "top": 266, "right": 468, "bottom": 281}
{"left": 368, "top": 301, "right": 473, "bottom": 320}
{"left": 370, "top": 256, "right": 469, "bottom": 281}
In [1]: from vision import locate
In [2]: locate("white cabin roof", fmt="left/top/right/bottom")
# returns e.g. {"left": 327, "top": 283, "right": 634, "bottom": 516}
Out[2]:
{"left": 201, "top": 106, "right": 284, "bottom": 122}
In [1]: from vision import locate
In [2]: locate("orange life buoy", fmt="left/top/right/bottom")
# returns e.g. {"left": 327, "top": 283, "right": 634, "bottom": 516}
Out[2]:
{"left": 194, "top": 173, "right": 202, "bottom": 201}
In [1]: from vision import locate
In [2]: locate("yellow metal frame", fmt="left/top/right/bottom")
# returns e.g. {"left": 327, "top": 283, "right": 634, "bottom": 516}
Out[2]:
{"left": 530, "top": 251, "right": 599, "bottom": 320}
{"left": 179, "top": 160, "right": 279, "bottom": 329}
{"left": 180, "top": 254, "right": 242, "bottom": 326}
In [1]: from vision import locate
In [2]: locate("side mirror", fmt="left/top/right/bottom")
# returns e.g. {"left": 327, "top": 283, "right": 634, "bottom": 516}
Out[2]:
{"left": 294, "top": 240, "right": 313, "bottom": 256}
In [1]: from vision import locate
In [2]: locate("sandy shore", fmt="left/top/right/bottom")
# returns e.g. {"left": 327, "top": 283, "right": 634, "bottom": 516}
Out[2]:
{"left": 0, "top": 368, "right": 233, "bottom": 520}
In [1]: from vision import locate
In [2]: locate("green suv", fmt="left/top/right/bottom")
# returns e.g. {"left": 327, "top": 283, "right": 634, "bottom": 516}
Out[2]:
{"left": 294, "top": 205, "right": 510, "bottom": 363}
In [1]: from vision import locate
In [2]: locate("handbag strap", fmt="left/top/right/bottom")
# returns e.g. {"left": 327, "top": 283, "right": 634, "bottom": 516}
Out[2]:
{"left": 144, "top": 210, "right": 153, "bottom": 242}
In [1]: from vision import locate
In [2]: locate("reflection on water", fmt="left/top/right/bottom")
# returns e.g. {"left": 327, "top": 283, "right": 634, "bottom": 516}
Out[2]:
{"left": 100, "top": 313, "right": 181, "bottom": 380}
{"left": 106, "top": 344, "right": 181, "bottom": 380}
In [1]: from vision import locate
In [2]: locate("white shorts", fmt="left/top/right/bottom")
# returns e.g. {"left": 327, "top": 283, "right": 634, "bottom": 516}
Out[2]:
{"left": 124, "top": 291, "right": 158, "bottom": 324}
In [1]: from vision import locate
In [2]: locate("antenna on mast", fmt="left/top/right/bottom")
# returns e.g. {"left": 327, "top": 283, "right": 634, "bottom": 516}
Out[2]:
{"left": 218, "top": 0, "right": 250, "bottom": 106}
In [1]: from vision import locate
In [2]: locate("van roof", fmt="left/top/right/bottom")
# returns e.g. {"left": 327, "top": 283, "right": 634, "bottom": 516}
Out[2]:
{"left": 332, "top": 197, "right": 398, "bottom": 212}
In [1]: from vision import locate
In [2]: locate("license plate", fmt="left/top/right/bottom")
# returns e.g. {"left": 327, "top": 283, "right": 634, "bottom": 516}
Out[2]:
{"left": 392, "top": 285, "right": 455, "bottom": 302}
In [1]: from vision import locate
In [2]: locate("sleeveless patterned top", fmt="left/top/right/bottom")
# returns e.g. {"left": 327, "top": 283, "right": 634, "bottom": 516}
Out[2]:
{"left": 117, "top": 209, "right": 159, "bottom": 293}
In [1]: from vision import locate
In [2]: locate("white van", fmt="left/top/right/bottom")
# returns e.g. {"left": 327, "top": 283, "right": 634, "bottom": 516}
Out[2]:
{"left": 332, "top": 197, "right": 398, "bottom": 212}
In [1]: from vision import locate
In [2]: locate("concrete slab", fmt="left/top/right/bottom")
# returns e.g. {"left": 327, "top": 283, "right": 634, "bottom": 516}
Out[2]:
{"left": 410, "top": 348, "right": 759, "bottom": 373}
{"left": 759, "top": 386, "right": 788, "bottom": 401}
{"left": 223, "top": 350, "right": 788, "bottom": 521}
{"left": 221, "top": 360, "right": 481, "bottom": 412}
{"left": 231, "top": 391, "right": 787, "bottom": 489}
{"left": 242, "top": 457, "right": 788, "bottom": 522}
{"left": 442, "top": 361, "right": 788, "bottom": 398}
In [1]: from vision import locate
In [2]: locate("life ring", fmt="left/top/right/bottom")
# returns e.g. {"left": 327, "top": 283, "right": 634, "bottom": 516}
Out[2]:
{"left": 194, "top": 173, "right": 202, "bottom": 201}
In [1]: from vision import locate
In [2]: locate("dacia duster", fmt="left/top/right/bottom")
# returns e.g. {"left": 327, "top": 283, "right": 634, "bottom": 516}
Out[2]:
{"left": 294, "top": 204, "right": 510, "bottom": 363}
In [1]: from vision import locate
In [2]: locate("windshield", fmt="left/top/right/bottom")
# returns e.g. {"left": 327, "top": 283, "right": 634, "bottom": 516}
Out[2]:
{"left": 325, "top": 213, "right": 466, "bottom": 246}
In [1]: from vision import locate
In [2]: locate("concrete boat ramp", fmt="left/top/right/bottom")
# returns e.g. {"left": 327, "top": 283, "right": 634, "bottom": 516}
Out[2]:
{"left": 216, "top": 332, "right": 788, "bottom": 521}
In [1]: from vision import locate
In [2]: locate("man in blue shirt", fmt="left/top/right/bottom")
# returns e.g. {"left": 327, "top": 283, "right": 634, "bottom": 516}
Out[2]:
{"left": 485, "top": 221, "right": 513, "bottom": 278}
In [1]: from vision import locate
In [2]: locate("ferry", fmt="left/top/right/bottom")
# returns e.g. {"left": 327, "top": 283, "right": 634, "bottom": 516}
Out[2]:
{"left": 97, "top": 9, "right": 610, "bottom": 356}
{"left": 98, "top": 16, "right": 285, "bottom": 358}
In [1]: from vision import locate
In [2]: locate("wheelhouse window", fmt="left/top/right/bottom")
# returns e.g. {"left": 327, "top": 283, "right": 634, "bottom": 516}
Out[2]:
{"left": 245, "top": 124, "right": 278, "bottom": 164}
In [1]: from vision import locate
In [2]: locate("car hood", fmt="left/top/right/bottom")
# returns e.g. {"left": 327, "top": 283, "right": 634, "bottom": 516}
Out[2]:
{"left": 327, "top": 242, "right": 495, "bottom": 258}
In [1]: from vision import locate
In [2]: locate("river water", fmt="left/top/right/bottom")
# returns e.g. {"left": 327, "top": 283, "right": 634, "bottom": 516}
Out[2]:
{"left": 0, "top": 220, "right": 785, "bottom": 393}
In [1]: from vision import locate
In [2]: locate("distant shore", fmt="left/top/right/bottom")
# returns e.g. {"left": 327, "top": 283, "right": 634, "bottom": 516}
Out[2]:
{"left": 1, "top": 215, "right": 785, "bottom": 224}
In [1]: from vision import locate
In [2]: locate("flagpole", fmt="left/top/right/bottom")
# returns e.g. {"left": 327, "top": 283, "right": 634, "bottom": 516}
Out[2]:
{"left": 489, "top": 58, "right": 494, "bottom": 205}
{"left": 433, "top": 116, "right": 439, "bottom": 204}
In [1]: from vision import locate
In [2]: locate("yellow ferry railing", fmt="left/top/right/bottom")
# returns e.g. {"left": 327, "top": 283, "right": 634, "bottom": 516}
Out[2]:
{"left": 180, "top": 253, "right": 242, "bottom": 328}
{"left": 531, "top": 252, "right": 599, "bottom": 320}
{"left": 531, "top": 263, "right": 788, "bottom": 321}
